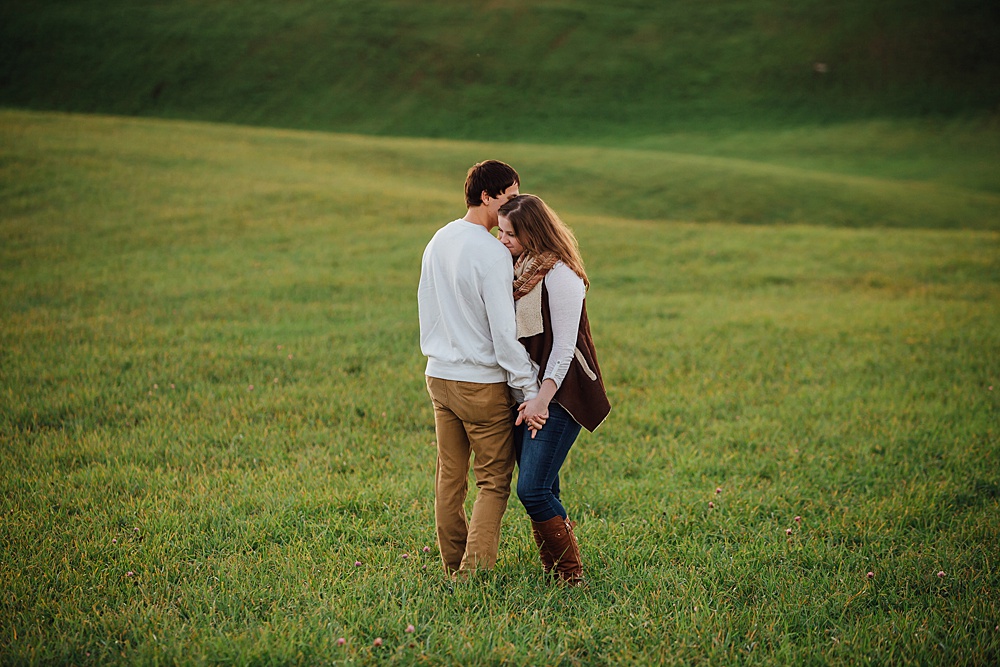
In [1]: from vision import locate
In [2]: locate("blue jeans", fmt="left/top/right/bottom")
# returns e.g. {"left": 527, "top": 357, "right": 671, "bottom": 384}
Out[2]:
{"left": 514, "top": 401, "right": 582, "bottom": 522}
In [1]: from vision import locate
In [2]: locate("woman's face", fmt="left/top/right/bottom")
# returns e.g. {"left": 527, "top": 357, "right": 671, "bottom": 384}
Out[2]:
{"left": 497, "top": 216, "right": 525, "bottom": 257}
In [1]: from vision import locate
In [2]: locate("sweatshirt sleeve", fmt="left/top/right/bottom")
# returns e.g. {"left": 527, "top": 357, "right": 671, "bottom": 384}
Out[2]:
{"left": 482, "top": 256, "right": 540, "bottom": 400}
{"left": 542, "top": 264, "right": 586, "bottom": 388}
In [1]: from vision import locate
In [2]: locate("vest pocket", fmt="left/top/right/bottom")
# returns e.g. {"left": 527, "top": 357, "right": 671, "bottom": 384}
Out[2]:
{"left": 573, "top": 347, "right": 597, "bottom": 381}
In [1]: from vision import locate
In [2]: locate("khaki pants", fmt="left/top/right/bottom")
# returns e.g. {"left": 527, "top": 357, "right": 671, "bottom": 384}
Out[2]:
{"left": 425, "top": 376, "right": 516, "bottom": 573}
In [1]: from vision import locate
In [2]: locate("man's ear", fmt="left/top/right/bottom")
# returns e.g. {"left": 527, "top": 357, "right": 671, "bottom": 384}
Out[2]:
{"left": 480, "top": 190, "right": 490, "bottom": 206}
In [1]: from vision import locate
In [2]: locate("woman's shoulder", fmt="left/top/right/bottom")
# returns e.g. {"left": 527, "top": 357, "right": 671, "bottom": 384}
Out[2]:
{"left": 546, "top": 260, "right": 576, "bottom": 277}
{"left": 545, "top": 261, "right": 585, "bottom": 293}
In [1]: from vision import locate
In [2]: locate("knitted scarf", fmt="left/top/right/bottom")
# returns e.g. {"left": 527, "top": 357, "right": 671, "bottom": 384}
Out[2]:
{"left": 513, "top": 251, "right": 559, "bottom": 340}
{"left": 513, "top": 251, "right": 559, "bottom": 301}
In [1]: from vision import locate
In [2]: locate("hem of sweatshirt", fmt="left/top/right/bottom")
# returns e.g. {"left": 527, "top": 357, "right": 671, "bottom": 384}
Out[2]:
{"left": 425, "top": 359, "right": 507, "bottom": 384}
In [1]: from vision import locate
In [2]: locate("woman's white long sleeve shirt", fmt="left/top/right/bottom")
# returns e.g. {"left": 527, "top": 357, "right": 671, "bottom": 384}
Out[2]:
{"left": 532, "top": 262, "right": 586, "bottom": 388}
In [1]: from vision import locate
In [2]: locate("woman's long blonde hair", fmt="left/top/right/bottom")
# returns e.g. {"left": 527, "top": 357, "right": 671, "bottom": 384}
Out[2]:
{"left": 498, "top": 194, "right": 589, "bottom": 289}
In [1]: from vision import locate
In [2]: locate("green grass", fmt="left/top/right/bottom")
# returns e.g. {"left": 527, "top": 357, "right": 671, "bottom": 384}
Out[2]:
{"left": 2, "top": 1, "right": 998, "bottom": 141}
{"left": 1, "top": 109, "right": 999, "bottom": 665}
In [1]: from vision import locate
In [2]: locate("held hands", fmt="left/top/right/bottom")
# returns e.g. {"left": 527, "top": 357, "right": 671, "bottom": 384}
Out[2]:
{"left": 516, "top": 397, "right": 549, "bottom": 438}
{"left": 516, "top": 379, "right": 558, "bottom": 438}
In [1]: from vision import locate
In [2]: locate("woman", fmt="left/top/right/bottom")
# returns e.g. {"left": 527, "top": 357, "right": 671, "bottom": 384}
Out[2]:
{"left": 496, "top": 194, "right": 611, "bottom": 586}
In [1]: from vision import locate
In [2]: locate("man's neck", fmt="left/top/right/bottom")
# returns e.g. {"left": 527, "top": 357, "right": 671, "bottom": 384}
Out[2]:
{"left": 462, "top": 206, "right": 493, "bottom": 232}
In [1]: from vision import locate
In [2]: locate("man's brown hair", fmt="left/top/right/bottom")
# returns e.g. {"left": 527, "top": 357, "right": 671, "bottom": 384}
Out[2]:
{"left": 465, "top": 160, "right": 520, "bottom": 208}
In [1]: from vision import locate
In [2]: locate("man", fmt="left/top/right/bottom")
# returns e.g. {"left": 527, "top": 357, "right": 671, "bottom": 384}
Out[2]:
{"left": 418, "top": 160, "right": 543, "bottom": 575}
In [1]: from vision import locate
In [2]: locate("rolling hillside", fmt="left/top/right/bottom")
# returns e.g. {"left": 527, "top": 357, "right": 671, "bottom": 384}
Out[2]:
{"left": 2, "top": 0, "right": 998, "bottom": 141}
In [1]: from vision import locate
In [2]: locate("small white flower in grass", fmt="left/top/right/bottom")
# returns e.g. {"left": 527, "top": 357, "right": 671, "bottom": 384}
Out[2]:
{"left": 423, "top": 546, "right": 431, "bottom": 553}
{"left": 248, "top": 385, "right": 254, "bottom": 391}
{"left": 373, "top": 637, "right": 383, "bottom": 647}
{"left": 422, "top": 565, "right": 427, "bottom": 570}
{"left": 937, "top": 571, "right": 945, "bottom": 578}
{"left": 794, "top": 516, "right": 801, "bottom": 523}
{"left": 402, "top": 552, "right": 409, "bottom": 559}
{"left": 708, "top": 502, "right": 715, "bottom": 509}
{"left": 355, "top": 561, "right": 362, "bottom": 567}
{"left": 112, "top": 538, "right": 117, "bottom": 544}
{"left": 867, "top": 571, "right": 874, "bottom": 579}
{"left": 786, "top": 528, "right": 793, "bottom": 536}
{"left": 126, "top": 571, "right": 134, "bottom": 577}
{"left": 336, "top": 638, "right": 346, "bottom": 646}
{"left": 406, "top": 624, "right": 415, "bottom": 633}
{"left": 715, "top": 487, "right": 722, "bottom": 494}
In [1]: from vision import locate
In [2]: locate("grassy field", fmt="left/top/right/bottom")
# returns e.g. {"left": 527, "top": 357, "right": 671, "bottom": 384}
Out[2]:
{"left": 1, "top": 109, "right": 999, "bottom": 665}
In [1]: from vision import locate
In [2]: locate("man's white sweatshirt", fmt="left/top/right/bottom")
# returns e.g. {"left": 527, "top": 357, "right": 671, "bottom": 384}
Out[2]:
{"left": 418, "top": 219, "right": 539, "bottom": 399}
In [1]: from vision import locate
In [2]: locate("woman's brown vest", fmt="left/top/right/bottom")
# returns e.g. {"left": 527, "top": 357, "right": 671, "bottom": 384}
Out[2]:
{"left": 519, "top": 286, "right": 611, "bottom": 432}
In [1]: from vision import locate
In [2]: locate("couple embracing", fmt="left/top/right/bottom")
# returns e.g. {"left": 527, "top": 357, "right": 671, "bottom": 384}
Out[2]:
{"left": 417, "top": 160, "right": 611, "bottom": 585}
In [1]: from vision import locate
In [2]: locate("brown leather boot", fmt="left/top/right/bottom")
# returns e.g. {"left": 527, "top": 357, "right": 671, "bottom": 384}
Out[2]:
{"left": 533, "top": 515, "right": 584, "bottom": 586}
{"left": 530, "top": 520, "right": 555, "bottom": 575}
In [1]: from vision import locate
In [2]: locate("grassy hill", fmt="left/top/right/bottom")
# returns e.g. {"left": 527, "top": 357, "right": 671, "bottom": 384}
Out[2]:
{"left": 2, "top": 0, "right": 999, "bottom": 141}
{"left": 2, "top": 3, "right": 998, "bottom": 662}
{"left": 2, "top": 109, "right": 998, "bottom": 231}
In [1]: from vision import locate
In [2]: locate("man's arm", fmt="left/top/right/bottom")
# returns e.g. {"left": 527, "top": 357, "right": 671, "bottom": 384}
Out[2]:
{"left": 482, "top": 257, "right": 539, "bottom": 401}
